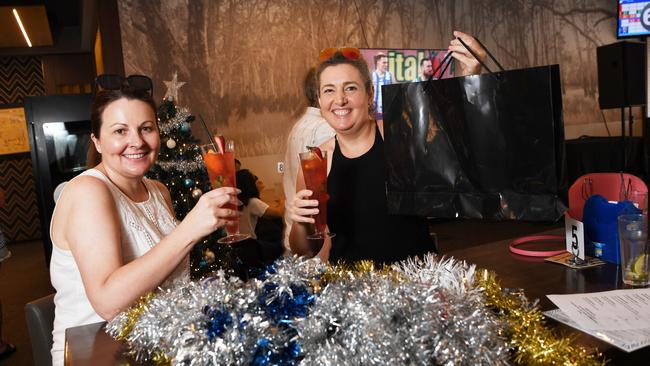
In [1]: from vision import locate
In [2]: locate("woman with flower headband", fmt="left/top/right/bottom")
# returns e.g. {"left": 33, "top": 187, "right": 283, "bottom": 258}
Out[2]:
{"left": 288, "top": 31, "right": 486, "bottom": 264}
{"left": 49, "top": 77, "right": 240, "bottom": 365}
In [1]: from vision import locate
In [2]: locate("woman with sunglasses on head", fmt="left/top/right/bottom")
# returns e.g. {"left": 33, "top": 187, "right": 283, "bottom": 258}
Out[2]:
{"left": 288, "top": 31, "right": 486, "bottom": 264}
{"left": 49, "top": 84, "right": 240, "bottom": 365}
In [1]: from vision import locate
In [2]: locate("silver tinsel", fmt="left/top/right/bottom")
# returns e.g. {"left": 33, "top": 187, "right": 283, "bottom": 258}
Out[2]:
{"left": 159, "top": 108, "right": 192, "bottom": 135}
{"left": 107, "top": 255, "right": 509, "bottom": 365}
{"left": 298, "top": 256, "right": 508, "bottom": 365}
{"left": 155, "top": 155, "right": 204, "bottom": 174}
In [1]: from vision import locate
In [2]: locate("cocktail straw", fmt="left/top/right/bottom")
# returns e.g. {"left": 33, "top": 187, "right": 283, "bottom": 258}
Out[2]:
{"left": 198, "top": 114, "right": 218, "bottom": 151}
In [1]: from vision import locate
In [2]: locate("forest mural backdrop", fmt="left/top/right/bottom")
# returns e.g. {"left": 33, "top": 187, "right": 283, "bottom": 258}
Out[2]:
{"left": 118, "top": 0, "right": 621, "bottom": 158}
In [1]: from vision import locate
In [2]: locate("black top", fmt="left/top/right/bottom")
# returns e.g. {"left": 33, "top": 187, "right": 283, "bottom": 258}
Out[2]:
{"left": 327, "top": 125, "right": 437, "bottom": 264}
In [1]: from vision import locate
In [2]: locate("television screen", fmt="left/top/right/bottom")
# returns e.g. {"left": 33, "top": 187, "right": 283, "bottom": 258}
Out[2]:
{"left": 618, "top": 0, "right": 650, "bottom": 38}
{"left": 361, "top": 48, "right": 453, "bottom": 120}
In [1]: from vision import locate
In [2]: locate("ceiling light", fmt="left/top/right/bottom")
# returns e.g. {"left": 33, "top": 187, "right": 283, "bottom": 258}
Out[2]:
{"left": 12, "top": 8, "right": 32, "bottom": 47}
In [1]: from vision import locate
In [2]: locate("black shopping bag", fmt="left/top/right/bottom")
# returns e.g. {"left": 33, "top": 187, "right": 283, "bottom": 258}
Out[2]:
{"left": 382, "top": 64, "right": 567, "bottom": 221}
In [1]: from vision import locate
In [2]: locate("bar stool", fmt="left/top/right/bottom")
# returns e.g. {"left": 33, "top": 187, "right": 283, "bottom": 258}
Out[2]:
{"left": 25, "top": 293, "right": 55, "bottom": 366}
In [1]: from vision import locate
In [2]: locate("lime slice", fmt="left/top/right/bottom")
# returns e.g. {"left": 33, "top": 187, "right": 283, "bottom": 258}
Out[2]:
{"left": 632, "top": 253, "right": 649, "bottom": 275}
{"left": 626, "top": 272, "right": 649, "bottom": 282}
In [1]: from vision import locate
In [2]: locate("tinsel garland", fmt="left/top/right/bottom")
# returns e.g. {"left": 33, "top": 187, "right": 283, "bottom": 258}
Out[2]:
{"left": 476, "top": 271, "right": 605, "bottom": 366}
{"left": 106, "top": 255, "right": 605, "bottom": 365}
{"left": 155, "top": 155, "right": 204, "bottom": 174}
{"left": 158, "top": 108, "right": 192, "bottom": 135}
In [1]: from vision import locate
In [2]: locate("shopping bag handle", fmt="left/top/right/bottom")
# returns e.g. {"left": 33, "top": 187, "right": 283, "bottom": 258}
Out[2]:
{"left": 430, "top": 51, "right": 454, "bottom": 81}
{"left": 456, "top": 36, "right": 505, "bottom": 74}
{"left": 429, "top": 36, "right": 505, "bottom": 83}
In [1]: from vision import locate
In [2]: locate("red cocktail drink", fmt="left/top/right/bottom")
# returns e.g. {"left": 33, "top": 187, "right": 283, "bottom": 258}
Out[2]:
{"left": 200, "top": 139, "right": 249, "bottom": 244}
{"left": 299, "top": 149, "right": 335, "bottom": 239}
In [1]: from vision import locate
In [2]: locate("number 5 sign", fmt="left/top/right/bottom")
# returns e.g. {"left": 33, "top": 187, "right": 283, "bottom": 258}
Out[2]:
{"left": 565, "top": 214, "right": 585, "bottom": 260}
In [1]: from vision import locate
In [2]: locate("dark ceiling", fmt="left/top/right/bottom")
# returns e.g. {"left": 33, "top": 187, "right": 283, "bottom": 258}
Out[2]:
{"left": 43, "top": 0, "right": 81, "bottom": 28}
{"left": 0, "top": 0, "right": 96, "bottom": 56}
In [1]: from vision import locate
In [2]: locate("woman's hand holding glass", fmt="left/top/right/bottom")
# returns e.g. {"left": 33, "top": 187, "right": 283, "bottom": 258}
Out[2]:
{"left": 288, "top": 189, "right": 321, "bottom": 226}
{"left": 178, "top": 186, "right": 241, "bottom": 242}
{"left": 288, "top": 189, "right": 329, "bottom": 257}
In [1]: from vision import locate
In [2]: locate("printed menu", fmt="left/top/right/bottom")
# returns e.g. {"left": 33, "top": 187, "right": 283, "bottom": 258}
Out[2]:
{"left": 545, "top": 288, "right": 650, "bottom": 352}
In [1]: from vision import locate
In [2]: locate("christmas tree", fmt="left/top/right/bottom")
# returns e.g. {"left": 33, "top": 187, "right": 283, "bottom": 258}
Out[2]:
{"left": 147, "top": 72, "right": 232, "bottom": 279}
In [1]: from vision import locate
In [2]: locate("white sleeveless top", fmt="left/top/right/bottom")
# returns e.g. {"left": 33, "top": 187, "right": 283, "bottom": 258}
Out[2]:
{"left": 50, "top": 169, "right": 188, "bottom": 365}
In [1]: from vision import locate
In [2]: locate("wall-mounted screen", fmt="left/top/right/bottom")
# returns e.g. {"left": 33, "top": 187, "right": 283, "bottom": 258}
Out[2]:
{"left": 361, "top": 48, "right": 453, "bottom": 120}
{"left": 618, "top": 0, "right": 650, "bottom": 38}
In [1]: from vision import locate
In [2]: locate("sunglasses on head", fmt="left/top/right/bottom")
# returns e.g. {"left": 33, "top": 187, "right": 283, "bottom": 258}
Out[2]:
{"left": 94, "top": 74, "right": 154, "bottom": 96}
{"left": 318, "top": 47, "right": 362, "bottom": 62}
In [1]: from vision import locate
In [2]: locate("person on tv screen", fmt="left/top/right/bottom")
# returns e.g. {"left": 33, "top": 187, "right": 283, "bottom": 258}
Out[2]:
{"left": 371, "top": 52, "right": 393, "bottom": 120}
{"left": 49, "top": 82, "right": 240, "bottom": 365}
{"left": 415, "top": 57, "right": 435, "bottom": 82}
{"left": 288, "top": 31, "right": 486, "bottom": 264}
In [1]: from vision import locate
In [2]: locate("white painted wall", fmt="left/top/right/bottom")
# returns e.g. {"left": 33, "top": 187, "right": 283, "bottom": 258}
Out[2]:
{"left": 239, "top": 153, "right": 285, "bottom": 201}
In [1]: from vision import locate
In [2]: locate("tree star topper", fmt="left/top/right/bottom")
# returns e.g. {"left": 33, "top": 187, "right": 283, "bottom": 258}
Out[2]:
{"left": 164, "top": 71, "right": 186, "bottom": 102}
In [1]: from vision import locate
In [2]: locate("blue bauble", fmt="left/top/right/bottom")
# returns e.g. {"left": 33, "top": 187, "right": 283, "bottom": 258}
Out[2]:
{"left": 180, "top": 122, "right": 191, "bottom": 134}
{"left": 184, "top": 178, "right": 195, "bottom": 188}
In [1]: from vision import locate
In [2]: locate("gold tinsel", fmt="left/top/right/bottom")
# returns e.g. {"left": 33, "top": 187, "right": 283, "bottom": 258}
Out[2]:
{"left": 114, "top": 292, "right": 155, "bottom": 340}
{"left": 151, "top": 351, "right": 171, "bottom": 365}
{"left": 476, "top": 269, "right": 607, "bottom": 366}
{"left": 321, "top": 260, "right": 399, "bottom": 285}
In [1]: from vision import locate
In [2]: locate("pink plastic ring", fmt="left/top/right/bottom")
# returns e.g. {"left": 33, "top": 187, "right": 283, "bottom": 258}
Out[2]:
{"left": 509, "top": 235, "right": 566, "bottom": 257}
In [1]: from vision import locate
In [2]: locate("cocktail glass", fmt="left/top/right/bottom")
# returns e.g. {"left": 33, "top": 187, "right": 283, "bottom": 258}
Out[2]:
{"left": 200, "top": 140, "right": 250, "bottom": 244}
{"left": 299, "top": 150, "right": 335, "bottom": 240}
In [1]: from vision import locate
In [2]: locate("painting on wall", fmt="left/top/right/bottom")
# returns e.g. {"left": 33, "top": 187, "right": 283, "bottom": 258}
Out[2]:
{"left": 0, "top": 107, "right": 30, "bottom": 156}
{"left": 362, "top": 48, "right": 453, "bottom": 120}
{"left": 117, "top": 0, "right": 619, "bottom": 157}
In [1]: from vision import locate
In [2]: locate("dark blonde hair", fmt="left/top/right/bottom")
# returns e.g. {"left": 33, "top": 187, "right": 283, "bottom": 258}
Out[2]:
{"left": 315, "top": 51, "right": 373, "bottom": 99}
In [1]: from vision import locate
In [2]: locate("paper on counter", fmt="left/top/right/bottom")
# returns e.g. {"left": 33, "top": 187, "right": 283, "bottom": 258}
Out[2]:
{"left": 544, "top": 308, "right": 650, "bottom": 353}
{"left": 547, "top": 288, "right": 650, "bottom": 331}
